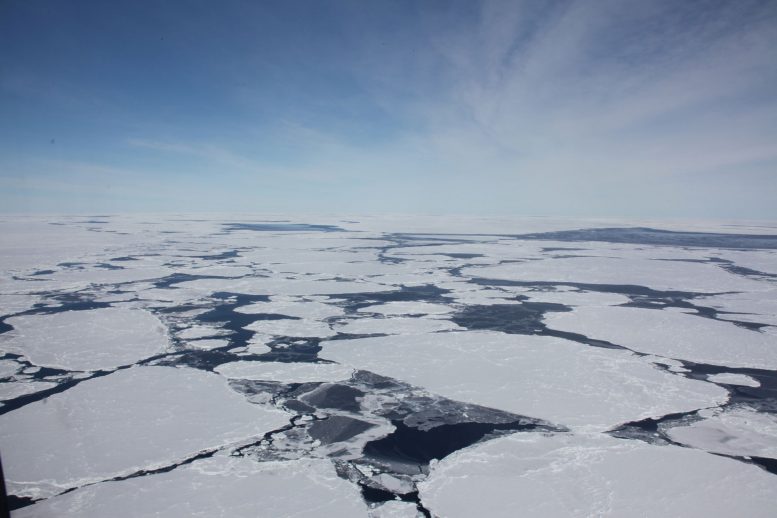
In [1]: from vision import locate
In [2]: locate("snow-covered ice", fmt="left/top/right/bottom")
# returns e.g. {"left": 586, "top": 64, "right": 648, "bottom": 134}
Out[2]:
{"left": 13, "top": 456, "right": 368, "bottom": 518}
{"left": 0, "top": 308, "right": 169, "bottom": 371}
{"left": 334, "top": 317, "right": 462, "bottom": 335}
{"left": 418, "top": 432, "right": 777, "bottom": 517}
{"left": 665, "top": 405, "right": 777, "bottom": 459}
{"left": 544, "top": 306, "right": 777, "bottom": 369}
{"left": 320, "top": 331, "right": 728, "bottom": 431}
{"left": 215, "top": 361, "right": 354, "bottom": 383}
{"left": 0, "top": 366, "right": 291, "bottom": 499}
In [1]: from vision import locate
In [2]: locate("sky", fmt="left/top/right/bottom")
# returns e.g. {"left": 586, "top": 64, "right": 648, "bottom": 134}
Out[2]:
{"left": 1, "top": 0, "right": 776, "bottom": 219}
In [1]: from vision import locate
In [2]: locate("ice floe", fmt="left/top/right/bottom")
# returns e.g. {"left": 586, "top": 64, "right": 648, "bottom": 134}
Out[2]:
{"left": 0, "top": 308, "right": 169, "bottom": 371}
{"left": 544, "top": 306, "right": 777, "bottom": 369}
{"left": 334, "top": 317, "right": 462, "bottom": 335}
{"left": 418, "top": 432, "right": 777, "bottom": 517}
{"left": 216, "top": 361, "right": 354, "bottom": 383}
{"left": 13, "top": 455, "right": 368, "bottom": 518}
{"left": 357, "top": 301, "right": 455, "bottom": 316}
{"left": 464, "top": 256, "right": 770, "bottom": 293}
{"left": 665, "top": 405, "right": 777, "bottom": 459}
{"left": 235, "top": 299, "right": 345, "bottom": 319}
{"left": 320, "top": 331, "right": 727, "bottom": 431}
{"left": 0, "top": 366, "right": 291, "bottom": 499}
{"left": 706, "top": 373, "right": 761, "bottom": 387}
{"left": 244, "top": 318, "right": 336, "bottom": 338}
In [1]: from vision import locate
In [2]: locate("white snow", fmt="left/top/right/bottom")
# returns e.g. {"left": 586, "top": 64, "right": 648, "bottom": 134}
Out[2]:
{"left": 0, "top": 366, "right": 291, "bottom": 499}
{"left": 707, "top": 373, "right": 761, "bottom": 387}
{"left": 419, "top": 432, "right": 777, "bottom": 518}
{"left": 320, "top": 331, "right": 727, "bottom": 431}
{"left": 522, "top": 290, "right": 630, "bottom": 306}
{"left": 178, "top": 276, "right": 396, "bottom": 296}
{"left": 235, "top": 299, "right": 344, "bottom": 319}
{"left": 357, "top": 301, "right": 455, "bottom": 316}
{"left": 215, "top": 361, "right": 354, "bottom": 383}
{"left": 334, "top": 317, "right": 462, "bottom": 335}
{"left": 244, "top": 319, "right": 336, "bottom": 338}
{"left": 0, "top": 359, "right": 20, "bottom": 378}
{"left": 0, "top": 380, "right": 57, "bottom": 401}
{"left": 666, "top": 405, "right": 777, "bottom": 459}
{"left": 0, "top": 308, "right": 169, "bottom": 371}
{"left": 14, "top": 455, "right": 368, "bottom": 518}
{"left": 544, "top": 306, "right": 777, "bottom": 369}
{"left": 464, "top": 256, "right": 770, "bottom": 293}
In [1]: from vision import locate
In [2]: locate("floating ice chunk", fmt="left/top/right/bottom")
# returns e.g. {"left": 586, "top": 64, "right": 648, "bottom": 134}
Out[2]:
{"left": 186, "top": 338, "right": 229, "bottom": 350}
{"left": 235, "top": 300, "right": 344, "bottom": 319}
{"left": 368, "top": 500, "right": 422, "bottom": 518}
{"left": 334, "top": 317, "right": 462, "bottom": 335}
{"left": 696, "top": 290, "right": 777, "bottom": 327}
{"left": 464, "top": 256, "right": 770, "bottom": 293}
{"left": 0, "top": 308, "right": 169, "bottom": 371}
{"left": 320, "top": 331, "right": 727, "bottom": 431}
{"left": 216, "top": 361, "right": 354, "bottom": 383}
{"left": 418, "top": 432, "right": 777, "bottom": 518}
{"left": 13, "top": 455, "right": 368, "bottom": 518}
{"left": 178, "top": 277, "right": 396, "bottom": 296}
{"left": 706, "top": 373, "right": 760, "bottom": 387}
{"left": 523, "top": 290, "right": 630, "bottom": 306}
{"left": 0, "top": 359, "right": 19, "bottom": 378}
{"left": 0, "top": 380, "right": 57, "bottom": 401}
{"left": 245, "top": 318, "right": 336, "bottom": 338}
{"left": 544, "top": 306, "right": 777, "bottom": 369}
{"left": 177, "top": 325, "right": 230, "bottom": 340}
{"left": 357, "top": 302, "right": 455, "bottom": 316}
{"left": 665, "top": 405, "right": 777, "bottom": 459}
{"left": 0, "top": 366, "right": 291, "bottom": 499}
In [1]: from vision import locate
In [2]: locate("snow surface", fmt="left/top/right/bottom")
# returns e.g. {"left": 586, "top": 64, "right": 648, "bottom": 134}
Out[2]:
{"left": 707, "top": 373, "right": 761, "bottom": 387}
{"left": 14, "top": 455, "right": 368, "bottom": 518}
{"left": 0, "top": 366, "right": 291, "bottom": 499}
{"left": 215, "top": 361, "right": 354, "bottom": 383}
{"left": 419, "top": 432, "right": 777, "bottom": 517}
{"left": 666, "top": 405, "right": 777, "bottom": 459}
{"left": 0, "top": 308, "right": 169, "bottom": 371}
{"left": 320, "top": 331, "right": 727, "bottom": 431}
{"left": 464, "top": 256, "right": 770, "bottom": 293}
{"left": 357, "top": 301, "right": 456, "bottom": 316}
{"left": 234, "top": 299, "right": 344, "bottom": 319}
{"left": 544, "top": 306, "right": 777, "bottom": 369}
{"left": 244, "top": 319, "right": 336, "bottom": 338}
{"left": 334, "top": 317, "right": 462, "bottom": 335}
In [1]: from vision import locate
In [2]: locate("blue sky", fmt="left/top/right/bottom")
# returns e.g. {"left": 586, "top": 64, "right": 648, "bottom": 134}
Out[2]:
{"left": 1, "top": 0, "right": 776, "bottom": 218}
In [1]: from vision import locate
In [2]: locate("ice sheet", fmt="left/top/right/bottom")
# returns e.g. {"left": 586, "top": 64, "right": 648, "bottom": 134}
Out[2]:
{"left": 464, "top": 256, "right": 770, "bottom": 293}
{"left": 334, "top": 317, "right": 462, "bottom": 335}
{"left": 544, "top": 306, "right": 777, "bottom": 369}
{"left": 320, "top": 331, "right": 727, "bottom": 431}
{"left": 666, "top": 405, "right": 777, "bottom": 459}
{"left": 13, "top": 455, "right": 368, "bottom": 518}
{"left": 419, "top": 432, "right": 777, "bottom": 517}
{"left": 0, "top": 308, "right": 169, "bottom": 371}
{"left": 0, "top": 366, "right": 291, "bottom": 499}
{"left": 215, "top": 361, "right": 354, "bottom": 383}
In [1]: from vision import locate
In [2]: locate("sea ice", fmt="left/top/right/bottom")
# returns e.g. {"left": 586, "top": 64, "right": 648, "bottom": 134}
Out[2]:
{"left": 544, "top": 306, "right": 777, "bottom": 369}
{"left": 357, "top": 301, "right": 455, "bottom": 316}
{"left": 244, "top": 318, "right": 336, "bottom": 338}
{"left": 0, "top": 308, "right": 169, "bottom": 371}
{"left": 333, "top": 317, "right": 462, "bottom": 335}
{"left": 235, "top": 299, "right": 344, "bottom": 319}
{"left": 464, "top": 256, "right": 770, "bottom": 293}
{"left": 320, "top": 331, "right": 727, "bottom": 431}
{"left": 418, "top": 432, "right": 777, "bottom": 517}
{"left": 665, "top": 405, "right": 777, "bottom": 459}
{"left": 215, "top": 361, "right": 354, "bottom": 383}
{"left": 0, "top": 366, "right": 291, "bottom": 499}
{"left": 706, "top": 373, "right": 760, "bottom": 387}
{"left": 13, "top": 455, "right": 368, "bottom": 518}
